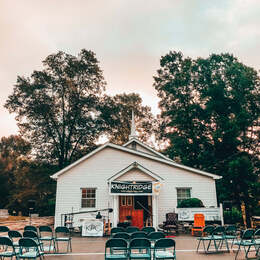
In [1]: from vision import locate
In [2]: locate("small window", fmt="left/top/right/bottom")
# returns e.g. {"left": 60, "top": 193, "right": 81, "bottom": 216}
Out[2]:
{"left": 120, "top": 196, "right": 126, "bottom": 206}
{"left": 127, "top": 196, "right": 132, "bottom": 206}
{"left": 120, "top": 196, "right": 132, "bottom": 206}
{"left": 81, "top": 188, "right": 96, "bottom": 208}
{"left": 177, "top": 188, "right": 191, "bottom": 205}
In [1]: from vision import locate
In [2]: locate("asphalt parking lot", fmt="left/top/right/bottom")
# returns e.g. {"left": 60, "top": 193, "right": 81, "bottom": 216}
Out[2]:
{"left": 44, "top": 234, "right": 259, "bottom": 260}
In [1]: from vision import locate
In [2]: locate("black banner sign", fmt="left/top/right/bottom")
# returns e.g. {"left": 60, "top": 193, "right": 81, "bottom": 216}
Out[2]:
{"left": 111, "top": 181, "right": 152, "bottom": 194}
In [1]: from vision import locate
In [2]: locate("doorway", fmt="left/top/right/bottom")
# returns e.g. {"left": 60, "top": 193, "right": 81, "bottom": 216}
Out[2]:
{"left": 119, "top": 195, "right": 152, "bottom": 229}
{"left": 119, "top": 195, "right": 133, "bottom": 223}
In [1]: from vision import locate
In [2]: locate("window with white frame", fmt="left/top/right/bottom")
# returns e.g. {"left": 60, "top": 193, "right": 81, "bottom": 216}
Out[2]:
{"left": 177, "top": 188, "right": 191, "bottom": 205}
{"left": 81, "top": 188, "right": 96, "bottom": 208}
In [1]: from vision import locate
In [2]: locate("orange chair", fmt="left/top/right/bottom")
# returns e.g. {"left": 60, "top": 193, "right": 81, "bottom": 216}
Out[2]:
{"left": 191, "top": 213, "right": 205, "bottom": 236}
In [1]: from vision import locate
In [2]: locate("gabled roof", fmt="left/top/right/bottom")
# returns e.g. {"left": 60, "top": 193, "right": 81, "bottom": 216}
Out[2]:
{"left": 107, "top": 161, "right": 164, "bottom": 182}
{"left": 123, "top": 138, "right": 173, "bottom": 161}
{"left": 51, "top": 142, "right": 222, "bottom": 180}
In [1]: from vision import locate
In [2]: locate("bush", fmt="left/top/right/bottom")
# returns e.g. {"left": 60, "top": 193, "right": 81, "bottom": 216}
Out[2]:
{"left": 177, "top": 198, "right": 204, "bottom": 208}
{"left": 223, "top": 207, "right": 243, "bottom": 224}
{"left": 37, "top": 198, "right": 55, "bottom": 216}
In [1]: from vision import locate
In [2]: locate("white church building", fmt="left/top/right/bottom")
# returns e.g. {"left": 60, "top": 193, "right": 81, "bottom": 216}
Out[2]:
{"left": 51, "top": 114, "right": 221, "bottom": 229}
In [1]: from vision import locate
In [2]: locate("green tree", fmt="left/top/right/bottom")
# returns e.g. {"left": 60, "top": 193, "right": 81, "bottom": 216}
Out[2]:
{"left": 101, "top": 93, "right": 156, "bottom": 145}
{"left": 0, "top": 135, "right": 31, "bottom": 208}
{"left": 0, "top": 161, "right": 10, "bottom": 208}
{"left": 0, "top": 135, "right": 31, "bottom": 160}
{"left": 0, "top": 135, "right": 56, "bottom": 215}
{"left": 154, "top": 51, "right": 260, "bottom": 226}
{"left": 7, "top": 161, "right": 57, "bottom": 216}
{"left": 5, "top": 49, "right": 106, "bottom": 169}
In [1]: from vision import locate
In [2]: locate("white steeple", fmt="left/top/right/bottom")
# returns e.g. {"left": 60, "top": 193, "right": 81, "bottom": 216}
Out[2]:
{"left": 129, "top": 110, "right": 138, "bottom": 140}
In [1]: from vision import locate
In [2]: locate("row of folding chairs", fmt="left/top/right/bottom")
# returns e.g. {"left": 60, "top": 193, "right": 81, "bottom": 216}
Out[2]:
{"left": 0, "top": 236, "right": 44, "bottom": 260}
{"left": 113, "top": 231, "right": 167, "bottom": 256}
{"left": 0, "top": 225, "right": 72, "bottom": 254}
{"left": 113, "top": 231, "right": 165, "bottom": 242}
{"left": 7, "top": 230, "right": 55, "bottom": 253}
{"left": 105, "top": 237, "right": 176, "bottom": 260}
{"left": 0, "top": 225, "right": 42, "bottom": 234}
{"left": 196, "top": 225, "right": 231, "bottom": 254}
{"left": 111, "top": 226, "right": 155, "bottom": 236}
{"left": 233, "top": 228, "right": 260, "bottom": 260}
{"left": 196, "top": 225, "right": 260, "bottom": 259}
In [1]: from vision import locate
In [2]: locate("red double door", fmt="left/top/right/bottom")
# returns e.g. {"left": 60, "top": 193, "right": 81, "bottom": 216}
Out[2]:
{"left": 119, "top": 196, "right": 144, "bottom": 230}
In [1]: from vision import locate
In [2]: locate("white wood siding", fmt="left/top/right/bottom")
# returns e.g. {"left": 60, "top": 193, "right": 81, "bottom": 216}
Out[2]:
{"left": 54, "top": 147, "right": 218, "bottom": 227}
{"left": 125, "top": 143, "right": 159, "bottom": 157}
{"left": 116, "top": 169, "right": 157, "bottom": 182}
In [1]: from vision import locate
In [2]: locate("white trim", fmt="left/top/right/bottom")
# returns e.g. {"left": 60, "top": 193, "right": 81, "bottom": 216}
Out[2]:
{"left": 80, "top": 187, "right": 97, "bottom": 209}
{"left": 123, "top": 138, "right": 172, "bottom": 161}
{"left": 152, "top": 195, "right": 156, "bottom": 228}
{"left": 113, "top": 196, "right": 118, "bottom": 227}
{"left": 220, "top": 203, "right": 224, "bottom": 225}
{"left": 51, "top": 142, "right": 221, "bottom": 180}
{"left": 107, "top": 161, "right": 164, "bottom": 182}
{"left": 51, "top": 143, "right": 110, "bottom": 179}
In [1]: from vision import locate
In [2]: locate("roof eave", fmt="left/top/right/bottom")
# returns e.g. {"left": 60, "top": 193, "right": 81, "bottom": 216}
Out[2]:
{"left": 50, "top": 142, "right": 110, "bottom": 180}
{"left": 51, "top": 142, "right": 221, "bottom": 180}
{"left": 123, "top": 138, "right": 173, "bottom": 161}
{"left": 107, "top": 161, "right": 164, "bottom": 182}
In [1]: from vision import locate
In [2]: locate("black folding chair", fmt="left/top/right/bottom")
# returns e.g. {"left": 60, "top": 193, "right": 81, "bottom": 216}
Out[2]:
{"left": 224, "top": 225, "right": 238, "bottom": 249}
{"left": 55, "top": 226, "right": 72, "bottom": 252}
{"left": 154, "top": 238, "right": 176, "bottom": 259}
{"left": 110, "top": 227, "right": 125, "bottom": 237}
{"left": 24, "top": 226, "right": 38, "bottom": 234}
{"left": 233, "top": 229, "right": 255, "bottom": 260}
{"left": 39, "top": 225, "right": 56, "bottom": 253}
{"left": 147, "top": 231, "right": 165, "bottom": 252}
{"left": 0, "top": 237, "right": 19, "bottom": 260}
{"left": 23, "top": 230, "right": 43, "bottom": 251}
{"left": 113, "top": 232, "right": 130, "bottom": 241}
{"left": 105, "top": 238, "right": 128, "bottom": 260}
{"left": 253, "top": 229, "right": 260, "bottom": 258}
{"left": 141, "top": 227, "right": 155, "bottom": 235}
{"left": 8, "top": 230, "right": 22, "bottom": 248}
{"left": 19, "top": 237, "right": 44, "bottom": 260}
{"left": 126, "top": 226, "right": 140, "bottom": 234}
{"left": 196, "top": 225, "right": 215, "bottom": 253}
{"left": 130, "top": 231, "right": 147, "bottom": 240}
{"left": 0, "top": 225, "right": 10, "bottom": 238}
{"left": 129, "top": 238, "right": 151, "bottom": 259}
{"left": 206, "top": 226, "right": 229, "bottom": 253}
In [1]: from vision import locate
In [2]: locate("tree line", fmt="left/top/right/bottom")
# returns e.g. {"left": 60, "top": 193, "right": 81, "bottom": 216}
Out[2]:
{"left": 1, "top": 49, "right": 259, "bottom": 226}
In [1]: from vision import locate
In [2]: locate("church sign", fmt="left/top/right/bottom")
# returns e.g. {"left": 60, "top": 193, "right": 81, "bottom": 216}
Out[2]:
{"left": 176, "top": 207, "right": 221, "bottom": 221}
{"left": 110, "top": 181, "right": 152, "bottom": 194}
{"left": 82, "top": 220, "right": 103, "bottom": 237}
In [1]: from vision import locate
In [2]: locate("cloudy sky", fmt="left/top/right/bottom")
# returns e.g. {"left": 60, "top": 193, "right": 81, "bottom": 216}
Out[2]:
{"left": 1, "top": 0, "right": 259, "bottom": 138}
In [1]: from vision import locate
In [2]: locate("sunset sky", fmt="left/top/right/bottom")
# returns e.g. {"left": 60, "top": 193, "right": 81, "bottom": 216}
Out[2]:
{"left": 1, "top": 0, "right": 259, "bottom": 138}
